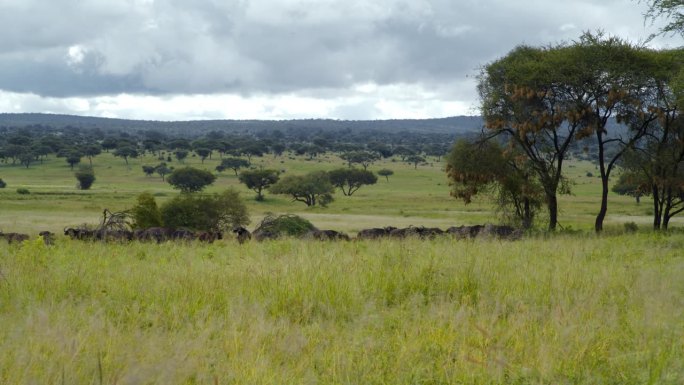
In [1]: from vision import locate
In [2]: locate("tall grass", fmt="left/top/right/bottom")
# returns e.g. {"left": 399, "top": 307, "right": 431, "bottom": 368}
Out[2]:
{"left": 1, "top": 234, "right": 682, "bottom": 384}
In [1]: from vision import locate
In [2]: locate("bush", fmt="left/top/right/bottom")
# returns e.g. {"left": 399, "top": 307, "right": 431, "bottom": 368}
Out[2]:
{"left": 75, "top": 165, "right": 96, "bottom": 190}
{"left": 0, "top": 178, "right": 6, "bottom": 188}
{"left": 160, "top": 189, "right": 249, "bottom": 231}
{"left": 253, "top": 213, "right": 317, "bottom": 238}
{"left": 624, "top": 222, "right": 639, "bottom": 233}
{"left": 167, "top": 167, "right": 216, "bottom": 193}
{"left": 130, "top": 192, "right": 163, "bottom": 229}
{"left": 16, "top": 188, "right": 30, "bottom": 195}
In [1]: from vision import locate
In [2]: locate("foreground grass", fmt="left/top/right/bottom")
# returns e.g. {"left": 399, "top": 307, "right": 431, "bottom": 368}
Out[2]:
{"left": 1, "top": 234, "right": 682, "bottom": 384}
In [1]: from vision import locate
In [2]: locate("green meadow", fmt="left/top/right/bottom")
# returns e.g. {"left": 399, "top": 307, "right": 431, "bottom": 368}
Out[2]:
{"left": 1, "top": 152, "right": 683, "bottom": 384}
{"left": 0, "top": 151, "right": 671, "bottom": 234}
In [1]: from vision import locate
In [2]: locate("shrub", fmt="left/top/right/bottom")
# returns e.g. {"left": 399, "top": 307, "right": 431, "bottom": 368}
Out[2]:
{"left": 624, "top": 222, "right": 638, "bottom": 233}
{"left": 160, "top": 189, "right": 249, "bottom": 231}
{"left": 16, "top": 188, "right": 30, "bottom": 195}
{"left": 75, "top": 165, "right": 96, "bottom": 190}
{"left": 253, "top": 213, "right": 317, "bottom": 238}
{"left": 167, "top": 167, "right": 216, "bottom": 193}
{"left": 0, "top": 178, "right": 6, "bottom": 188}
{"left": 130, "top": 192, "right": 163, "bottom": 229}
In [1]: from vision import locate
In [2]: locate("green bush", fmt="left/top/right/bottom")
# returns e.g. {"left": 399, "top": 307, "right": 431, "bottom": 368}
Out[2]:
{"left": 160, "top": 189, "right": 249, "bottom": 231}
{"left": 624, "top": 222, "right": 639, "bottom": 233}
{"left": 75, "top": 165, "right": 96, "bottom": 190}
{"left": 16, "top": 187, "right": 30, "bottom": 195}
{"left": 130, "top": 192, "right": 163, "bottom": 229}
{"left": 0, "top": 178, "right": 6, "bottom": 188}
{"left": 254, "top": 213, "right": 317, "bottom": 238}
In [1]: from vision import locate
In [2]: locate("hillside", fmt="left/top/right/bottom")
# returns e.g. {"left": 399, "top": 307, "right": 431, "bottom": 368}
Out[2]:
{"left": 0, "top": 113, "right": 483, "bottom": 136}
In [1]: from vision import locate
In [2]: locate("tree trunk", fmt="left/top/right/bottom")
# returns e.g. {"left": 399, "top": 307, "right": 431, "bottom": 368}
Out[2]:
{"left": 547, "top": 193, "right": 558, "bottom": 231}
{"left": 594, "top": 175, "right": 609, "bottom": 233}
{"left": 653, "top": 185, "right": 662, "bottom": 230}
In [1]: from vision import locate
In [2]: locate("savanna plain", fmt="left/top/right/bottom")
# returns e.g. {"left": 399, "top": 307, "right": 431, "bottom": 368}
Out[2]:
{"left": 1, "top": 152, "right": 683, "bottom": 384}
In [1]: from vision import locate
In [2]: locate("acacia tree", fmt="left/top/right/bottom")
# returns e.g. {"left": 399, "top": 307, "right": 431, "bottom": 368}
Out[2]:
{"left": 216, "top": 157, "right": 250, "bottom": 176}
{"left": 642, "top": 0, "right": 684, "bottom": 37}
{"left": 340, "top": 151, "right": 380, "bottom": 170}
{"left": 270, "top": 171, "right": 335, "bottom": 207}
{"left": 377, "top": 168, "right": 394, "bottom": 182}
{"left": 328, "top": 168, "right": 377, "bottom": 196}
{"left": 238, "top": 169, "right": 280, "bottom": 201}
{"left": 446, "top": 138, "right": 542, "bottom": 228}
{"left": 167, "top": 167, "right": 216, "bottom": 193}
{"left": 479, "top": 44, "right": 575, "bottom": 231}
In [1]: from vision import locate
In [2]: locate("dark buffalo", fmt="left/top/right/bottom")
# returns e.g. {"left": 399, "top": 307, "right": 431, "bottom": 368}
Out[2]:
{"left": 0, "top": 231, "right": 30, "bottom": 244}
{"left": 96, "top": 229, "right": 134, "bottom": 242}
{"left": 171, "top": 229, "right": 196, "bottom": 242}
{"left": 356, "top": 226, "right": 397, "bottom": 240}
{"left": 139, "top": 227, "right": 174, "bottom": 243}
{"left": 38, "top": 231, "right": 55, "bottom": 245}
{"left": 64, "top": 227, "right": 96, "bottom": 241}
{"left": 303, "top": 229, "right": 351, "bottom": 241}
{"left": 197, "top": 231, "right": 223, "bottom": 243}
{"left": 446, "top": 225, "right": 484, "bottom": 239}
{"left": 232, "top": 226, "right": 252, "bottom": 244}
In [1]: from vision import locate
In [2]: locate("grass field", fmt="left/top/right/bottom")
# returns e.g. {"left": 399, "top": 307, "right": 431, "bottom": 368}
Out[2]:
{"left": 0, "top": 151, "right": 675, "bottom": 234}
{"left": 1, "top": 234, "right": 682, "bottom": 383}
{"left": 1, "top": 151, "right": 683, "bottom": 383}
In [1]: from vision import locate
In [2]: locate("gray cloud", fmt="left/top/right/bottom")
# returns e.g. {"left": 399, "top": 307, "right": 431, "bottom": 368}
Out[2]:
{"left": 0, "top": 0, "right": 681, "bottom": 119}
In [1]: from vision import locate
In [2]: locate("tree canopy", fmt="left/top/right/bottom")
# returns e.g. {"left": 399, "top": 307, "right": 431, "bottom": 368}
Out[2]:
{"left": 167, "top": 167, "right": 217, "bottom": 193}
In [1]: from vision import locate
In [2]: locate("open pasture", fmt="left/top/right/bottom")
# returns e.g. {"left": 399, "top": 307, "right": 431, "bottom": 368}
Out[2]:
{"left": 0, "top": 151, "right": 673, "bottom": 235}
{"left": 1, "top": 234, "right": 683, "bottom": 383}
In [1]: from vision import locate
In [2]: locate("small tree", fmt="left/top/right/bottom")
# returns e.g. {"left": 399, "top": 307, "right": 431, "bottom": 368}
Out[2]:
{"left": 377, "top": 168, "right": 394, "bottom": 182}
{"left": 175, "top": 150, "right": 189, "bottom": 163}
{"left": 406, "top": 154, "right": 426, "bottom": 169}
{"left": 66, "top": 152, "right": 82, "bottom": 170}
{"left": 195, "top": 147, "right": 212, "bottom": 163}
{"left": 270, "top": 171, "right": 335, "bottom": 207}
{"left": 155, "top": 163, "right": 172, "bottom": 181}
{"left": 217, "top": 157, "right": 250, "bottom": 176}
{"left": 82, "top": 144, "right": 102, "bottom": 165}
{"left": 114, "top": 146, "right": 139, "bottom": 166}
{"left": 0, "top": 178, "right": 6, "bottom": 188}
{"left": 75, "top": 165, "right": 96, "bottom": 190}
{"left": 130, "top": 192, "right": 163, "bottom": 229}
{"left": 340, "top": 151, "right": 380, "bottom": 170}
{"left": 142, "top": 165, "right": 156, "bottom": 177}
{"left": 167, "top": 167, "right": 216, "bottom": 193}
{"left": 328, "top": 168, "right": 377, "bottom": 196}
{"left": 238, "top": 169, "right": 280, "bottom": 201}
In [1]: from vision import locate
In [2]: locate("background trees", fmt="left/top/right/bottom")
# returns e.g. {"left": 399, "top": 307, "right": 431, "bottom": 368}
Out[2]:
{"left": 167, "top": 167, "right": 216, "bottom": 193}
{"left": 238, "top": 169, "right": 280, "bottom": 201}
{"left": 270, "top": 171, "right": 335, "bottom": 207}
{"left": 328, "top": 168, "right": 377, "bottom": 196}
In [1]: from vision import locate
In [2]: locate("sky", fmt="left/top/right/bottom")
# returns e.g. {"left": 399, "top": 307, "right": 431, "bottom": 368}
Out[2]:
{"left": 0, "top": 0, "right": 681, "bottom": 121}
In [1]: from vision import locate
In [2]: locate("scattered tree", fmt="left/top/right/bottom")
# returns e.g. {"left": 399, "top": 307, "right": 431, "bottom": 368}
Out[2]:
{"left": 75, "top": 165, "right": 96, "bottom": 190}
{"left": 270, "top": 171, "right": 335, "bottom": 207}
{"left": 328, "top": 168, "right": 378, "bottom": 196}
{"left": 238, "top": 169, "right": 280, "bottom": 201}
{"left": 216, "top": 157, "right": 250, "bottom": 176}
{"left": 167, "top": 167, "right": 217, "bottom": 193}
{"left": 406, "top": 154, "right": 426, "bottom": 169}
{"left": 377, "top": 168, "right": 394, "bottom": 182}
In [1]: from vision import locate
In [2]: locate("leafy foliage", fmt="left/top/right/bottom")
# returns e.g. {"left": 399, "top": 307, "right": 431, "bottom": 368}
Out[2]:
{"left": 130, "top": 192, "right": 163, "bottom": 229}
{"left": 270, "top": 171, "right": 335, "bottom": 207}
{"left": 328, "top": 168, "right": 377, "bottom": 196}
{"left": 253, "top": 213, "right": 316, "bottom": 238}
{"left": 167, "top": 167, "right": 216, "bottom": 193}
{"left": 160, "top": 189, "right": 249, "bottom": 231}
{"left": 74, "top": 165, "right": 96, "bottom": 190}
{"left": 238, "top": 169, "right": 280, "bottom": 201}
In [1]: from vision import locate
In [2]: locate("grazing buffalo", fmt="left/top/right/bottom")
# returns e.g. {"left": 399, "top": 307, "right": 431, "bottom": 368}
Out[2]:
{"left": 0, "top": 231, "right": 30, "bottom": 244}
{"left": 96, "top": 229, "right": 134, "bottom": 242}
{"left": 303, "top": 229, "right": 351, "bottom": 241}
{"left": 197, "top": 231, "right": 223, "bottom": 243}
{"left": 139, "top": 227, "right": 174, "bottom": 243}
{"left": 171, "top": 229, "right": 196, "bottom": 242}
{"left": 356, "top": 226, "right": 397, "bottom": 240}
{"left": 232, "top": 226, "right": 252, "bottom": 244}
{"left": 446, "top": 225, "right": 485, "bottom": 239}
{"left": 252, "top": 229, "right": 279, "bottom": 241}
{"left": 38, "top": 231, "right": 55, "bottom": 245}
{"left": 64, "top": 227, "right": 96, "bottom": 241}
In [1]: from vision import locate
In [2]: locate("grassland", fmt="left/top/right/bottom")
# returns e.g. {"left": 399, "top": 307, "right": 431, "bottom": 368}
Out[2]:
{"left": 1, "top": 234, "right": 683, "bottom": 383}
{"left": 1, "top": 151, "right": 683, "bottom": 383}
{"left": 0, "top": 151, "right": 675, "bottom": 234}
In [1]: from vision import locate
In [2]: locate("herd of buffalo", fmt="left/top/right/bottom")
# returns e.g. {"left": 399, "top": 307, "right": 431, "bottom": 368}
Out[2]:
{"left": 0, "top": 224, "right": 522, "bottom": 246}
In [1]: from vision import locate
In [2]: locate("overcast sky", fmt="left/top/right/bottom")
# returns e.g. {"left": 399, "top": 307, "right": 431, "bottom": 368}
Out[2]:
{"left": 0, "top": 0, "right": 681, "bottom": 121}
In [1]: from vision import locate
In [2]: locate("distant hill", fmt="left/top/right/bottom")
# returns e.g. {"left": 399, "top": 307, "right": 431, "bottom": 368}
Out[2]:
{"left": 0, "top": 113, "right": 483, "bottom": 136}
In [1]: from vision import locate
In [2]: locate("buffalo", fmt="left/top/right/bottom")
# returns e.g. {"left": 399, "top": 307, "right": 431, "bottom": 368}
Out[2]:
{"left": 197, "top": 231, "right": 223, "bottom": 243}
{"left": 232, "top": 226, "right": 252, "bottom": 244}
{"left": 38, "top": 231, "right": 55, "bottom": 245}
{"left": 356, "top": 226, "right": 397, "bottom": 240}
{"left": 0, "top": 231, "right": 30, "bottom": 244}
{"left": 138, "top": 227, "right": 174, "bottom": 243}
{"left": 303, "top": 229, "right": 351, "bottom": 241}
